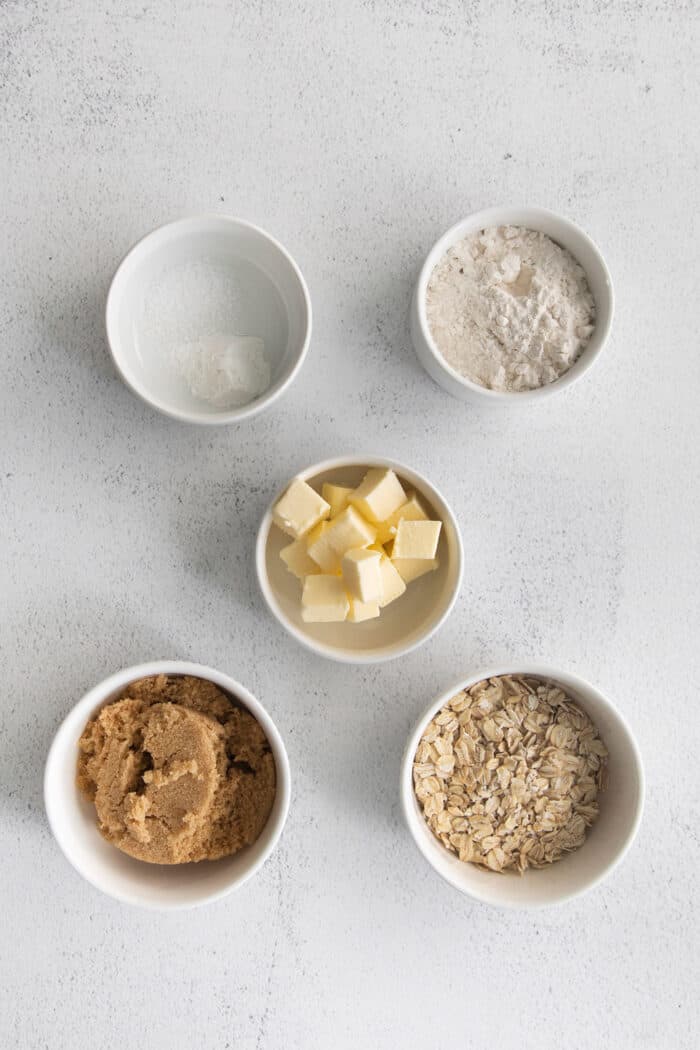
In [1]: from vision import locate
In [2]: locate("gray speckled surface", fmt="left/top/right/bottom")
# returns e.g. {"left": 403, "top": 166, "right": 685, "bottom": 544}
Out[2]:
{"left": 1, "top": 1, "right": 699, "bottom": 1047}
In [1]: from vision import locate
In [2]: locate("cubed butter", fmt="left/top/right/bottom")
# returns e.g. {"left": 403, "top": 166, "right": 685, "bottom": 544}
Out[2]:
{"left": 377, "top": 555, "right": 407, "bottom": 608}
{"left": 326, "top": 505, "right": 376, "bottom": 555}
{"left": 392, "top": 519, "right": 441, "bottom": 560}
{"left": 392, "top": 556, "right": 439, "bottom": 584}
{"left": 273, "top": 479, "right": 330, "bottom": 539}
{"left": 347, "top": 597, "right": 380, "bottom": 622}
{"left": 280, "top": 539, "right": 321, "bottom": 579}
{"left": 271, "top": 467, "right": 444, "bottom": 627}
{"left": 301, "top": 575, "right": 349, "bottom": 623}
{"left": 375, "top": 489, "right": 430, "bottom": 544}
{"left": 322, "top": 483, "right": 353, "bottom": 519}
{"left": 306, "top": 521, "right": 342, "bottom": 573}
{"left": 350, "top": 468, "right": 406, "bottom": 524}
{"left": 342, "top": 547, "right": 383, "bottom": 603}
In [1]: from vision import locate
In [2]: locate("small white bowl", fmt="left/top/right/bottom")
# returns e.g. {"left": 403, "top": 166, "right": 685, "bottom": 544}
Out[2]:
{"left": 256, "top": 457, "right": 464, "bottom": 664}
{"left": 410, "top": 206, "right": 614, "bottom": 404}
{"left": 44, "top": 661, "right": 291, "bottom": 910}
{"left": 105, "top": 215, "right": 311, "bottom": 424}
{"left": 401, "top": 665, "right": 644, "bottom": 909}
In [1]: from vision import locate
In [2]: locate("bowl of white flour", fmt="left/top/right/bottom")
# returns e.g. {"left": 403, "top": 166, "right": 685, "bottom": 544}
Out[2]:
{"left": 410, "top": 207, "right": 613, "bottom": 403}
{"left": 106, "top": 215, "right": 311, "bottom": 424}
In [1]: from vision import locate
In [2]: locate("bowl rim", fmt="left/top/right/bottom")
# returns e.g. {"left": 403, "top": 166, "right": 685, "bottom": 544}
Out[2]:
{"left": 104, "top": 213, "right": 312, "bottom": 425}
{"left": 44, "top": 659, "right": 292, "bottom": 910}
{"left": 413, "top": 205, "right": 615, "bottom": 402}
{"left": 255, "top": 455, "right": 464, "bottom": 664}
{"left": 400, "top": 663, "right": 645, "bottom": 909}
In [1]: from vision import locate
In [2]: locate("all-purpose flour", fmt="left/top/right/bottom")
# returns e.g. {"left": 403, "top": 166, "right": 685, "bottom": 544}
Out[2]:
{"left": 426, "top": 226, "right": 596, "bottom": 392}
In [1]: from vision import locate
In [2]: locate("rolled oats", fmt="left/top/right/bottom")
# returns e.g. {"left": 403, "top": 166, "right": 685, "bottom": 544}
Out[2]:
{"left": 412, "top": 675, "right": 608, "bottom": 874}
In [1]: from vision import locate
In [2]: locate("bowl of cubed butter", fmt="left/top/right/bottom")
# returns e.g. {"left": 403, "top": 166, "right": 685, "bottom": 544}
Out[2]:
{"left": 255, "top": 457, "right": 464, "bottom": 663}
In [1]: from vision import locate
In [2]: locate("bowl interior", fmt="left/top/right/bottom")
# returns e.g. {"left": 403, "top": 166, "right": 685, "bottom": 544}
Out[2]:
{"left": 418, "top": 206, "right": 613, "bottom": 397}
{"left": 403, "top": 671, "right": 643, "bottom": 907}
{"left": 45, "top": 670, "right": 289, "bottom": 908}
{"left": 107, "top": 217, "right": 310, "bottom": 418}
{"left": 260, "top": 462, "right": 462, "bottom": 660}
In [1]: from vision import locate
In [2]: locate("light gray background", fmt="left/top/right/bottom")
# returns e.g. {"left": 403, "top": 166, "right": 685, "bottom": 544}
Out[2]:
{"left": 2, "top": 2, "right": 698, "bottom": 1048}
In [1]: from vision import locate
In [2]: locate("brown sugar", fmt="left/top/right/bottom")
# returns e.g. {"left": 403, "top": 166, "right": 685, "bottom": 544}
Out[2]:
{"left": 76, "top": 674, "right": 276, "bottom": 864}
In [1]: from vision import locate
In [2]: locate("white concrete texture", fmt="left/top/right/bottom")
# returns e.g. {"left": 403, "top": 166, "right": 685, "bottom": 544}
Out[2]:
{"left": 1, "top": 2, "right": 698, "bottom": 1048}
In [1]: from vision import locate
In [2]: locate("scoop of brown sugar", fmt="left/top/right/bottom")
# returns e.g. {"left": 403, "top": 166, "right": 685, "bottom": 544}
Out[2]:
{"left": 76, "top": 675, "right": 276, "bottom": 864}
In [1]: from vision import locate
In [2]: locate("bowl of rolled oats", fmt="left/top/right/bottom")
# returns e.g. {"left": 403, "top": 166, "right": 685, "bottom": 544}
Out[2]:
{"left": 401, "top": 666, "right": 644, "bottom": 908}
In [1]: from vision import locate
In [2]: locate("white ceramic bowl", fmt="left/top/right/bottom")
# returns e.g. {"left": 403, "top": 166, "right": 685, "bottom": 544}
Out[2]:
{"left": 256, "top": 457, "right": 464, "bottom": 664}
{"left": 401, "top": 665, "right": 644, "bottom": 908}
{"left": 410, "top": 206, "right": 614, "bottom": 404}
{"left": 105, "top": 215, "right": 311, "bottom": 424}
{"left": 44, "top": 661, "right": 291, "bottom": 910}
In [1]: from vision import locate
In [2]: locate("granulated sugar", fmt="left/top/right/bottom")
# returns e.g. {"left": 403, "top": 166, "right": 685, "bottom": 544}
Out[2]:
{"left": 174, "top": 333, "right": 270, "bottom": 409}
{"left": 426, "top": 226, "right": 596, "bottom": 392}
{"left": 137, "top": 256, "right": 278, "bottom": 409}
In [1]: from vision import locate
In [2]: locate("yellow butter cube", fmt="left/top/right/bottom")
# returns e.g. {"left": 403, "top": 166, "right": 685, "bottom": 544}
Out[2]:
{"left": 300, "top": 575, "right": 349, "bottom": 622}
{"left": 392, "top": 519, "right": 441, "bottom": 560}
{"left": 326, "top": 505, "right": 376, "bottom": 555}
{"left": 273, "top": 479, "right": 330, "bottom": 539}
{"left": 350, "top": 468, "right": 406, "bottom": 524}
{"left": 392, "top": 556, "right": 439, "bottom": 583}
{"left": 347, "top": 597, "right": 380, "bottom": 622}
{"left": 306, "top": 521, "right": 342, "bottom": 573}
{"left": 378, "top": 555, "right": 407, "bottom": 608}
{"left": 375, "top": 490, "right": 430, "bottom": 544}
{"left": 342, "top": 547, "right": 383, "bottom": 603}
{"left": 280, "top": 539, "right": 321, "bottom": 579}
{"left": 322, "top": 482, "right": 353, "bottom": 519}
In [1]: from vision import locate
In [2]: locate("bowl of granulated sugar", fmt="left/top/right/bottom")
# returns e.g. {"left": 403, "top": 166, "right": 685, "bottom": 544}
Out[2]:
{"left": 106, "top": 215, "right": 311, "bottom": 424}
{"left": 410, "top": 206, "right": 613, "bottom": 404}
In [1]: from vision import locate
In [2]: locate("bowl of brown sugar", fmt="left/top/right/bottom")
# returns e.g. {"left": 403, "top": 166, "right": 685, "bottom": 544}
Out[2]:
{"left": 44, "top": 661, "right": 291, "bottom": 910}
